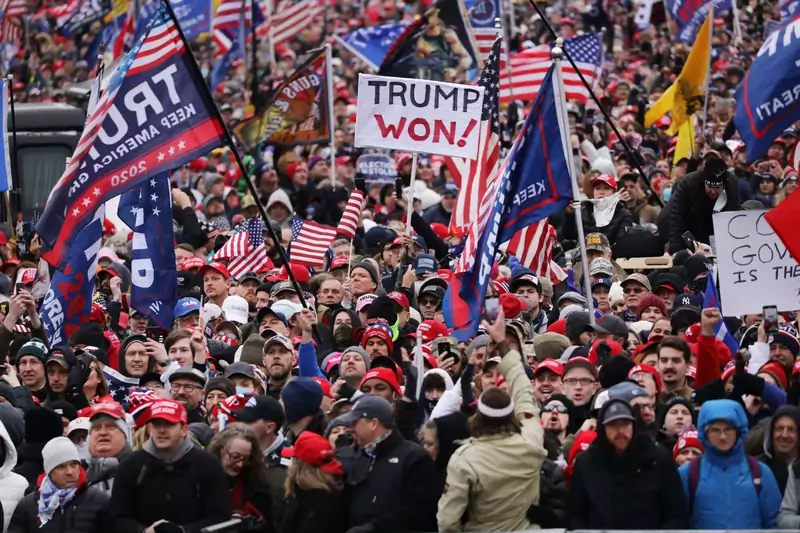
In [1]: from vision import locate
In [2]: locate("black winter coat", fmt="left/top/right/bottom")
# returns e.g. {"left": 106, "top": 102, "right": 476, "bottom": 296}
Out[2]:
{"left": 561, "top": 201, "right": 634, "bottom": 247}
{"left": 8, "top": 480, "right": 110, "bottom": 533}
{"left": 665, "top": 169, "right": 742, "bottom": 253}
{"left": 527, "top": 458, "right": 569, "bottom": 529}
{"left": 340, "top": 430, "right": 438, "bottom": 533}
{"left": 568, "top": 431, "right": 688, "bottom": 530}
{"left": 109, "top": 442, "right": 231, "bottom": 533}
{"left": 277, "top": 487, "right": 348, "bottom": 533}
{"left": 13, "top": 443, "right": 46, "bottom": 493}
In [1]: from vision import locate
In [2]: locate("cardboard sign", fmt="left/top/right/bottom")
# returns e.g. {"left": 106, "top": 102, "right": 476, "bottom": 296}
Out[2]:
{"left": 713, "top": 210, "right": 800, "bottom": 315}
{"left": 356, "top": 153, "right": 397, "bottom": 182}
{"left": 354, "top": 74, "right": 484, "bottom": 159}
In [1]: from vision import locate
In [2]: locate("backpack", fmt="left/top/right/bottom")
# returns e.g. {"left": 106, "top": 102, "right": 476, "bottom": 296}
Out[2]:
{"left": 687, "top": 455, "right": 762, "bottom": 515}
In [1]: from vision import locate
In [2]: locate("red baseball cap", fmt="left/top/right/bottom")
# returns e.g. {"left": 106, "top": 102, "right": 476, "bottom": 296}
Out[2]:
{"left": 534, "top": 359, "right": 564, "bottom": 377}
{"left": 143, "top": 400, "right": 188, "bottom": 425}
{"left": 90, "top": 303, "right": 107, "bottom": 324}
{"left": 180, "top": 257, "right": 205, "bottom": 271}
{"left": 324, "top": 353, "right": 342, "bottom": 374}
{"left": 312, "top": 376, "right": 333, "bottom": 398}
{"left": 387, "top": 291, "right": 409, "bottom": 309}
{"left": 330, "top": 256, "right": 349, "bottom": 270}
{"left": 269, "top": 262, "right": 310, "bottom": 284}
{"left": 281, "top": 431, "right": 343, "bottom": 474}
{"left": 436, "top": 269, "right": 454, "bottom": 285}
{"left": 199, "top": 262, "right": 231, "bottom": 280}
{"left": 360, "top": 368, "right": 403, "bottom": 396}
{"left": 18, "top": 267, "right": 37, "bottom": 285}
{"left": 628, "top": 363, "right": 663, "bottom": 394}
{"left": 591, "top": 173, "right": 617, "bottom": 189}
{"left": 0, "top": 258, "right": 19, "bottom": 271}
{"left": 418, "top": 320, "right": 450, "bottom": 343}
{"left": 88, "top": 402, "right": 126, "bottom": 421}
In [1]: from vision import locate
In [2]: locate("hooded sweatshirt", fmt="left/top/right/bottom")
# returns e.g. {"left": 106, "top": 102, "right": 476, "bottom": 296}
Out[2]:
{"left": 0, "top": 420, "right": 27, "bottom": 532}
{"left": 760, "top": 405, "right": 800, "bottom": 493}
{"left": 679, "top": 399, "right": 782, "bottom": 529}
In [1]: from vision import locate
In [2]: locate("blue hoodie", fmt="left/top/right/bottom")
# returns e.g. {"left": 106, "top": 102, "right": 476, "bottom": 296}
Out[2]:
{"left": 679, "top": 399, "right": 781, "bottom": 529}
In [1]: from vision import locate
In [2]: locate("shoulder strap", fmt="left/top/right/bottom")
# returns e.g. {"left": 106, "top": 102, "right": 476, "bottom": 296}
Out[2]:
{"left": 747, "top": 456, "right": 763, "bottom": 495}
{"left": 688, "top": 456, "right": 702, "bottom": 517}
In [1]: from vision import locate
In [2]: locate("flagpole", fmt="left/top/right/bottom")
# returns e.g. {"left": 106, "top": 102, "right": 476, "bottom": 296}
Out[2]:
{"left": 552, "top": 41, "right": 595, "bottom": 324}
{"left": 163, "top": 0, "right": 309, "bottom": 309}
{"left": 267, "top": 0, "right": 276, "bottom": 65}
{"left": 495, "top": 16, "right": 513, "bottom": 101}
{"left": 405, "top": 154, "right": 417, "bottom": 237}
{"left": 6, "top": 74, "right": 18, "bottom": 237}
{"left": 325, "top": 42, "right": 336, "bottom": 185}
{"left": 524, "top": 0, "right": 663, "bottom": 208}
{"left": 701, "top": 4, "right": 714, "bottom": 134}
{"left": 250, "top": 0, "right": 258, "bottom": 100}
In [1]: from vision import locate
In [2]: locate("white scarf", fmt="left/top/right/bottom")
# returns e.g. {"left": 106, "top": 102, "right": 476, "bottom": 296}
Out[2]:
{"left": 588, "top": 193, "right": 621, "bottom": 227}
{"left": 713, "top": 189, "right": 728, "bottom": 213}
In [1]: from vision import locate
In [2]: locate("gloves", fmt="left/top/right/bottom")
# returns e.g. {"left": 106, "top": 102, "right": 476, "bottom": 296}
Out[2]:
{"left": 733, "top": 367, "right": 766, "bottom": 398}
{"left": 690, "top": 378, "right": 725, "bottom": 406}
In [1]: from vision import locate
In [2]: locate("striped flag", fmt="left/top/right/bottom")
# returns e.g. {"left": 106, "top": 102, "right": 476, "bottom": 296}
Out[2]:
{"left": 702, "top": 266, "right": 740, "bottom": 357}
{"left": 213, "top": 217, "right": 274, "bottom": 279}
{"left": 0, "top": 79, "right": 11, "bottom": 193}
{"left": 213, "top": 0, "right": 260, "bottom": 52}
{"left": 465, "top": 0, "right": 508, "bottom": 76}
{"left": 290, "top": 218, "right": 337, "bottom": 268}
{"left": 336, "top": 189, "right": 365, "bottom": 240}
{"left": 445, "top": 37, "right": 501, "bottom": 232}
{"left": 503, "top": 221, "right": 567, "bottom": 284}
{"left": 257, "top": 0, "right": 324, "bottom": 46}
{"left": 0, "top": 0, "right": 26, "bottom": 42}
{"left": 499, "top": 33, "right": 603, "bottom": 103}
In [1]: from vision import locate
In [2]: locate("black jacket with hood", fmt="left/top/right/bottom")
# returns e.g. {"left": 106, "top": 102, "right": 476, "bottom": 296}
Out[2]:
{"left": 568, "top": 399, "right": 688, "bottom": 530}
{"left": 758, "top": 405, "right": 800, "bottom": 494}
{"left": 109, "top": 435, "right": 231, "bottom": 533}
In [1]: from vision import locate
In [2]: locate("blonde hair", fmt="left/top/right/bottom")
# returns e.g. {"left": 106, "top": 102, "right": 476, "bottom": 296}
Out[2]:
{"left": 132, "top": 426, "right": 149, "bottom": 451}
{"left": 284, "top": 457, "right": 343, "bottom": 499}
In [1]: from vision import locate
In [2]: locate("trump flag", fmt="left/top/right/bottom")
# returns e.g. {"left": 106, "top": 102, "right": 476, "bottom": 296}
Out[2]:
{"left": 37, "top": 1, "right": 226, "bottom": 269}
{"left": 443, "top": 64, "right": 574, "bottom": 341}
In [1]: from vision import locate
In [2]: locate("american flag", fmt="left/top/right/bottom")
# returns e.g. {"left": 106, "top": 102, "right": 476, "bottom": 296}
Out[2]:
{"left": 499, "top": 33, "right": 603, "bottom": 103}
{"left": 104, "top": 365, "right": 141, "bottom": 410}
{"left": 445, "top": 37, "right": 501, "bottom": 232}
{"left": 256, "top": 0, "right": 324, "bottom": 46}
{"left": 337, "top": 189, "right": 365, "bottom": 240}
{"left": 290, "top": 218, "right": 337, "bottom": 268}
{"left": 503, "top": 221, "right": 567, "bottom": 284}
{"left": 213, "top": 217, "right": 274, "bottom": 279}
{"left": 0, "top": 0, "right": 26, "bottom": 42}
{"left": 213, "top": 0, "right": 259, "bottom": 53}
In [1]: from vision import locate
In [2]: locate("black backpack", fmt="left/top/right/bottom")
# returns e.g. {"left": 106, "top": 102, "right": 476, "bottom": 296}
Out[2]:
{"left": 612, "top": 225, "right": 664, "bottom": 258}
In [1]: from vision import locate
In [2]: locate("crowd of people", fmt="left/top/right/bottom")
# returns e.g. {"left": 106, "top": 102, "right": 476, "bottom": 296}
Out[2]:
{"left": 2, "top": 0, "right": 800, "bottom": 531}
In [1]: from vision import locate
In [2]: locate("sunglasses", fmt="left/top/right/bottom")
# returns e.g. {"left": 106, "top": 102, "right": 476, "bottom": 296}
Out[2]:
{"left": 542, "top": 404, "right": 569, "bottom": 414}
{"left": 623, "top": 287, "right": 644, "bottom": 294}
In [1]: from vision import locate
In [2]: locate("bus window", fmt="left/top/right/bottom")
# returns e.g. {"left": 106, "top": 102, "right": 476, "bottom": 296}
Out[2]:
{"left": 18, "top": 145, "right": 72, "bottom": 215}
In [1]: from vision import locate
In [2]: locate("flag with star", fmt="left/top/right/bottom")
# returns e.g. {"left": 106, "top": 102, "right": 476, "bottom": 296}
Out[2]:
{"left": 119, "top": 173, "right": 178, "bottom": 328}
{"left": 36, "top": 1, "right": 226, "bottom": 270}
{"left": 212, "top": 217, "right": 275, "bottom": 280}
{"left": 103, "top": 365, "right": 142, "bottom": 409}
{"left": 444, "top": 36, "right": 501, "bottom": 232}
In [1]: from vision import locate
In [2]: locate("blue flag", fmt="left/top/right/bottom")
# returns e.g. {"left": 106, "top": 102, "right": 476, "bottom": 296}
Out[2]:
{"left": 60, "top": 0, "right": 109, "bottom": 36}
{"left": 702, "top": 268, "right": 740, "bottom": 357}
{"left": 37, "top": 2, "right": 226, "bottom": 269}
{"left": 781, "top": 0, "right": 800, "bottom": 22}
{"left": 443, "top": 65, "right": 574, "bottom": 341}
{"left": 665, "top": 0, "right": 731, "bottom": 42}
{"left": 733, "top": 20, "right": 800, "bottom": 163}
{"left": 0, "top": 79, "right": 11, "bottom": 193}
{"left": 173, "top": 0, "right": 214, "bottom": 40}
{"left": 40, "top": 209, "right": 103, "bottom": 347}
{"left": 335, "top": 24, "right": 408, "bottom": 71}
{"left": 124, "top": 174, "right": 178, "bottom": 328}
{"left": 211, "top": 36, "right": 242, "bottom": 91}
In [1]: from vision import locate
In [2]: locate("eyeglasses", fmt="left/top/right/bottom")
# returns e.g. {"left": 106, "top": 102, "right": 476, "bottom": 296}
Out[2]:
{"left": 705, "top": 425, "right": 736, "bottom": 437}
{"left": 623, "top": 287, "right": 644, "bottom": 294}
{"left": 542, "top": 404, "right": 569, "bottom": 414}
{"left": 564, "top": 378, "right": 595, "bottom": 387}
{"left": 419, "top": 299, "right": 438, "bottom": 307}
{"left": 170, "top": 383, "right": 198, "bottom": 393}
{"left": 224, "top": 449, "right": 250, "bottom": 465}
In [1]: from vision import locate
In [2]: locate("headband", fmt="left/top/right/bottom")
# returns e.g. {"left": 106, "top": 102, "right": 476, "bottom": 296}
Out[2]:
{"left": 477, "top": 397, "right": 515, "bottom": 418}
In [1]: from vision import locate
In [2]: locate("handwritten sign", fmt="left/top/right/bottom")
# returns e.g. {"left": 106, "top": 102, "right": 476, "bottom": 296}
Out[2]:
{"left": 713, "top": 210, "right": 800, "bottom": 315}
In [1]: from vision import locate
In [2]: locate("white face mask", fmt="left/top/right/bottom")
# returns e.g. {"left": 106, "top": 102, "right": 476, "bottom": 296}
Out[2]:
{"left": 235, "top": 386, "right": 254, "bottom": 395}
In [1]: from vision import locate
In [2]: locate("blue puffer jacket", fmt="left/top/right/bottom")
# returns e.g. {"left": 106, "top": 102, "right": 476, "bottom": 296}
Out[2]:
{"left": 679, "top": 399, "right": 782, "bottom": 529}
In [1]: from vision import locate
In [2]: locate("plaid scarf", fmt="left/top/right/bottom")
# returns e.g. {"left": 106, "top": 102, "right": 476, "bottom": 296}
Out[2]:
{"left": 363, "top": 430, "right": 392, "bottom": 459}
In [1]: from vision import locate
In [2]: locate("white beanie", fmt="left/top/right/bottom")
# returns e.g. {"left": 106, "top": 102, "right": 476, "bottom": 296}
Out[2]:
{"left": 42, "top": 437, "right": 80, "bottom": 475}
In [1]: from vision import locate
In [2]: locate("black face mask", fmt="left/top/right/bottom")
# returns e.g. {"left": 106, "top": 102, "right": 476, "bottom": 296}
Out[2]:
{"left": 425, "top": 397, "right": 438, "bottom": 413}
{"left": 689, "top": 278, "right": 706, "bottom": 294}
{"left": 334, "top": 324, "right": 354, "bottom": 347}
{"left": 642, "top": 139, "right": 660, "bottom": 152}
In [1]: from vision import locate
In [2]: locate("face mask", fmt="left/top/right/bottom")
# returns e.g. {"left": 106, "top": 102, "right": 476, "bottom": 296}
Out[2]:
{"left": 201, "top": 68, "right": 209, "bottom": 78}
{"left": 662, "top": 187, "right": 672, "bottom": 201}
{"left": 75, "top": 443, "right": 88, "bottom": 457}
{"left": 425, "top": 398, "right": 439, "bottom": 413}
{"left": 689, "top": 278, "right": 706, "bottom": 294}
{"left": 334, "top": 324, "right": 354, "bottom": 346}
{"left": 235, "top": 386, "right": 254, "bottom": 395}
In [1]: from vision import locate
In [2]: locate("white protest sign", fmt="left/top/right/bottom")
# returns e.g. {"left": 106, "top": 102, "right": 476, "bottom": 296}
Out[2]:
{"left": 354, "top": 73, "right": 484, "bottom": 159}
{"left": 713, "top": 209, "right": 800, "bottom": 316}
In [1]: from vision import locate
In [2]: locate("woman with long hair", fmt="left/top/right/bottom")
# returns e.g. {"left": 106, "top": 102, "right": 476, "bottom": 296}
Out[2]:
{"left": 278, "top": 432, "right": 347, "bottom": 533}
{"left": 206, "top": 423, "right": 273, "bottom": 530}
{"left": 83, "top": 357, "right": 109, "bottom": 404}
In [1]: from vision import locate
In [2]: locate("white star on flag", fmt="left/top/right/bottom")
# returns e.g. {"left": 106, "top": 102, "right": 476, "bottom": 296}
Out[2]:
{"left": 157, "top": 153, "right": 165, "bottom": 162}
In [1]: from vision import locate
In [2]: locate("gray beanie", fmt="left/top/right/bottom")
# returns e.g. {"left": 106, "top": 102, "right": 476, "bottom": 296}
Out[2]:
{"left": 341, "top": 346, "right": 371, "bottom": 368}
{"left": 238, "top": 335, "right": 267, "bottom": 366}
{"left": 466, "top": 335, "right": 490, "bottom": 359}
{"left": 43, "top": 436, "right": 80, "bottom": 475}
{"left": 324, "top": 416, "right": 350, "bottom": 438}
{"left": 353, "top": 261, "right": 380, "bottom": 285}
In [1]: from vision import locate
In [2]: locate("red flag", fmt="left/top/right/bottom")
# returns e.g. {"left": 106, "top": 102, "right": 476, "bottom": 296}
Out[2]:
{"left": 766, "top": 191, "right": 800, "bottom": 263}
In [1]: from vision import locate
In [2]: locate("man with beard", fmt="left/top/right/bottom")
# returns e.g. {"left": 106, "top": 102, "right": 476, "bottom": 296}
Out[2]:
{"left": 360, "top": 325, "right": 393, "bottom": 360}
{"left": 541, "top": 394, "right": 574, "bottom": 446}
{"left": 533, "top": 359, "right": 564, "bottom": 407}
{"left": 759, "top": 405, "right": 800, "bottom": 494}
{"left": 334, "top": 346, "right": 371, "bottom": 390}
{"left": 237, "top": 272, "right": 261, "bottom": 306}
{"left": 569, "top": 399, "right": 687, "bottom": 529}
{"left": 261, "top": 334, "right": 296, "bottom": 399}
{"left": 199, "top": 263, "right": 230, "bottom": 308}
{"left": 657, "top": 336, "right": 693, "bottom": 401}
{"left": 167, "top": 369, "right": 207, "bottom": 423}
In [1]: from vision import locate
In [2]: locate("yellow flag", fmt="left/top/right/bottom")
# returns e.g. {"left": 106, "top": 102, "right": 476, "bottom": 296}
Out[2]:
{"left": 673, "top": 115, "right": 695, "bottom": 164}
{"left": 645, "top": 8, "right": 713, "bottom": 135}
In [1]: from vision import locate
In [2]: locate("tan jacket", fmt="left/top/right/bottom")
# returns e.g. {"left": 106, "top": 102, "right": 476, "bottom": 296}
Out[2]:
{"left": 437, "top": 348, "right": 546, "bottom": 532}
